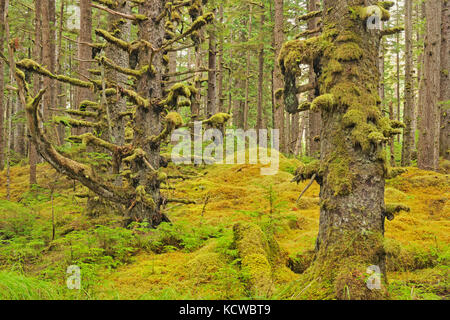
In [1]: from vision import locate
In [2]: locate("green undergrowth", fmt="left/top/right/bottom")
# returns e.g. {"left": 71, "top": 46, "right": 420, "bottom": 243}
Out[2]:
{"left": 0, "top": 153, "right": 448, "bottom": 300}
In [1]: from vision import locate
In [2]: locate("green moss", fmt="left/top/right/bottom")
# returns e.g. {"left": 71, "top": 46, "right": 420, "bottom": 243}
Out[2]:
{"left": 311, "top": 94, "right": 335, "bottom": 112}
{"left": 355, "top": 5, "right": 391, "bottom": 22}
{"left": 203, "top": 113, "right": 231, "bottom": 127}
{"left": 327, "top": 156, "right": 353, "bottom": 196}
{"left": 292, "top": 160, "right": 320, "bottom": 183}
{"left": 335, "top": 42, "right": 363, "bottom": 61}
{"left": 384, "top": 203, "right": 410, "bottom": 221}
{"left": 95, "top": 29, "right": 129, "bottom": 50}
{"left": 165, "top": 112, "right": 183, "bottom": 128}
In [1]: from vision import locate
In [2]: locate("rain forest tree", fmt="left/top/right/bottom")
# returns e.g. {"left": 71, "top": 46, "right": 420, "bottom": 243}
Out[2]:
{"left": 281, "top": 0, "right": 406, "bottom": 298}
{"left": 8, "top": 0, "right": 226, "bottom": 228}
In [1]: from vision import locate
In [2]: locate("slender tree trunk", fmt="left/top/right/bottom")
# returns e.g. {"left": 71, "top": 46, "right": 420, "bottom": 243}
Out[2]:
{"left": 217, "top": 3, "right": 224, "bottom": 113}
{"left": 56, "top": 0, "right": 66, "bottom": 145}
{"left": 207, "top": 16, "right": 217, "bottom": 117}
{"left": 257, "top": 10, "right": 265, "bottom": 132}
{"left": 418, "top": 0, "right": 442, "bottom": 171}
{"left": 273, "top": 0, "right": 285, "bottom": 152}
{"left": 402, "top": 0, "right": 414, "bottom": 166}
{"left": 0, "top": 0, "right": 5, "bottom": 172}
{"left": 440, "top": 0, "right": 450, "bottom": 160}
{"left": 308, "top": 0, "right": 321, "bottom": 158}
{"left": 30, "top": 0, "right": 42, "bottom": 186}
{"left": 244, "top": 5, "right": 252, "bottom": 131}
{"left": 395, "top": 0, "right": 401, "bottom": 144}
{"left": 75, "top": 0, "right": 93, "bottom": 134}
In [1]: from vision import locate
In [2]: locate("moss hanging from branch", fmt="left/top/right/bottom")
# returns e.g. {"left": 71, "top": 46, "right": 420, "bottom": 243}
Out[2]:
{"left": 16, "top": 59, "right": 93, "bottom": 88}
{"left": 97, "top": 55, "right": 153, "bottom": 78}
{"left": 95, "top": 28, "right": 130, "bottom": 51}
{"left": 53, "top": 116, "right": 101, "bottom": 129}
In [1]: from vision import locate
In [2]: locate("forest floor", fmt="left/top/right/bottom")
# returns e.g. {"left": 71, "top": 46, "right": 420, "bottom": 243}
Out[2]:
{"left": 0, "top": 152, "right": 448, "bottom": 300}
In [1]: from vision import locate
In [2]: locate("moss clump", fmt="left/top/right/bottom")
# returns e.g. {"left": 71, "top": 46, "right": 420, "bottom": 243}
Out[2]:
{"left": 165, "top": 112, "right": 183, "bottom": 128}
{"left": 310, "top": 94, "right": 335, "bottom": 112}
{"left": 278, "top": 35, "right": 330, "bottom": 76}
{"left": 203, "top": 113, "right": 231, "bottom": 127}
{"left": 327, "top": 156, "right": 353, "bottom": 196}
{"left": 135, "top": 185, "right": 156, "bottom": 210}
{"left": 79, "top": 100, "right": 98, "bottom": 111}
{"left": 292, "top": 160, "right": 320, "bottom": 184}
{"left": 384, "top": 203, "right": 410, "bottom": 221}
{"left": 160, "top": 83, "right": 194, "bottom": 109}
{"left": 354, "top": 5, "right": 390, "bottom": 22}
{"left": 335, "top": 42, "right": 363, "bottom": 61}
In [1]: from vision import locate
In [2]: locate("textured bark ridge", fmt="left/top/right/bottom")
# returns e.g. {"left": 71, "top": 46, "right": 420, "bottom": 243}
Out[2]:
{"left": 12, "top": 0, "right": 225, "bottom": 228}
{"left": 279, "top": 0, "right": 404, "bottom": 299}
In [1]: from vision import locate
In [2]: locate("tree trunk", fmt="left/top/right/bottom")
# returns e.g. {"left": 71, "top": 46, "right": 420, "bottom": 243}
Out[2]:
{"left": 207, "top": 16, "right": 217, "bottom": 117}
{"left": 279, "top": 0, "right": 404, "bottom": 299}
{"left": 440, "top": 0, "right": 449, "bottom": 160}
{"left": 0, "top": 0, "right": 5, "bottom": 172}
{"left": 217, "top": 3, "right": 224, "bottom": 113}
{"left": 308, "top": 0, "right": 321, "bottom": 158}
{"left": 402, "top": 0, "right": 414, "bottom": 166}
{"left": 273, "top": 0, "right": 285, "bottom": 152}
{"left": 418, "top": 0, "right": 441, "bottom": 171}
{"left": 30, "top": 0, "right": 42, "bottom": 186}
{"left": 75, "top": 0, "right": 93, "bottom": 134}
{"left": 256, "top": 10, "right": 265, "bottom": 132}
{"left": 244, "top": 6, "right": 252, "bottom": 131}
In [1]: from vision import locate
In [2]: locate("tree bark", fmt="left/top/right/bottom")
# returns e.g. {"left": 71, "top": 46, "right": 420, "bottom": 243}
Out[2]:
{"left": 30, "top": 0, "right": 42, "bottom": 186}
{"left": 401, "top": 0, "right": 414, "bottom": 166}
{"left": 279, "top": 0, "right": 403, "bottom": 299}
{"left": 440, "top": 0, "right": 450, "bottom": 160}
{"left": 0, "top": 0, "right": 5, "bottom": 172}
{"left": 308, "top": 0, "right": 321, "bottom": 158}
{"left": 207, "top": 14, "right": 217, "bottom": 117}
{"left": 273, "top": 0, "right": 285, "bottom": 152}
{"left": 418, "top": 0, "right": 442, "bottom": 171}
{"left": 75, "top": 0, "right": 93, "bottom": 134}
{"left": 257, "top": 10, "right": 265, "bottom": 132}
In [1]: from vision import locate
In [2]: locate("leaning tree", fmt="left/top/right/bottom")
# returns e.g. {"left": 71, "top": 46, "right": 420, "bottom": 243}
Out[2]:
{"left": 8, "top": 0, "right": 225, "bottom": 228}
{"left": 280, "top": 0, "right": 408, "bottom": 299}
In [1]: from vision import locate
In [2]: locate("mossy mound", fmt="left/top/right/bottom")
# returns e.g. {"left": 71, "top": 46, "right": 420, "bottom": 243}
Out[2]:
{"left": 233, "top": 222, "right": 290, "bottom": 297}
{"left": 384, "top": 239, "right": 441, "bottom": 272}
{"left": 296, "top": 196, "right": 320, "bottom": 210}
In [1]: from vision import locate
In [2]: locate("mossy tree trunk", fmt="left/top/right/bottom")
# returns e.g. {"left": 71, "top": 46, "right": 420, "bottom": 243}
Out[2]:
{"left": 315, "top": 2, "right": 386, "bottom": 298}
{"left": 280, "top": 0, "right": 405, "bottom": 299}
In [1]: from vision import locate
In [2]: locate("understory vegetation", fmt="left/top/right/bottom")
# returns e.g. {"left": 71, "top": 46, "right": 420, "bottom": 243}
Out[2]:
{"left": 0, "top": 153, "right": 448, "bottom": 300}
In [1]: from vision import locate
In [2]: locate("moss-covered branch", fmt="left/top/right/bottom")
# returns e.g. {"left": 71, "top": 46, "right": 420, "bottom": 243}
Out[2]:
{"left": 160, "top": 12, "right": 214, "bottom": 50}
{"left": 297, "top": 10, "right": 322, "bottom": 22}
{"left": 16, "top": 59, "right": 93, "bottom": 88}
{"left": 53, "top": 116, "right": 101, "bottom": 129}
{"left": 148, "top": 112, "right": 184, "bottom": 145}
{"left": 97, "top": 55, "right": 153, "bottom": 77}
{"left": 381, "top": 27, "right": 404, "bottom": 37}
{"left": 64, "top": 109, "right": 98, "bottom": 118}
{"left": 291, "top": 160, "right": 322, "bottom": 184}
{"left": 67, "top": 133, "right": 123, "bottom": 154}
{"left": 95, "top": 28, "right": 130, "bottom": 51}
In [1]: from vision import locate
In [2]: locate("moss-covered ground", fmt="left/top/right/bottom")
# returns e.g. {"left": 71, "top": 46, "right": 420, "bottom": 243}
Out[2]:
{"left": 0, "top": 152, "right": 448, "bottom": 300}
